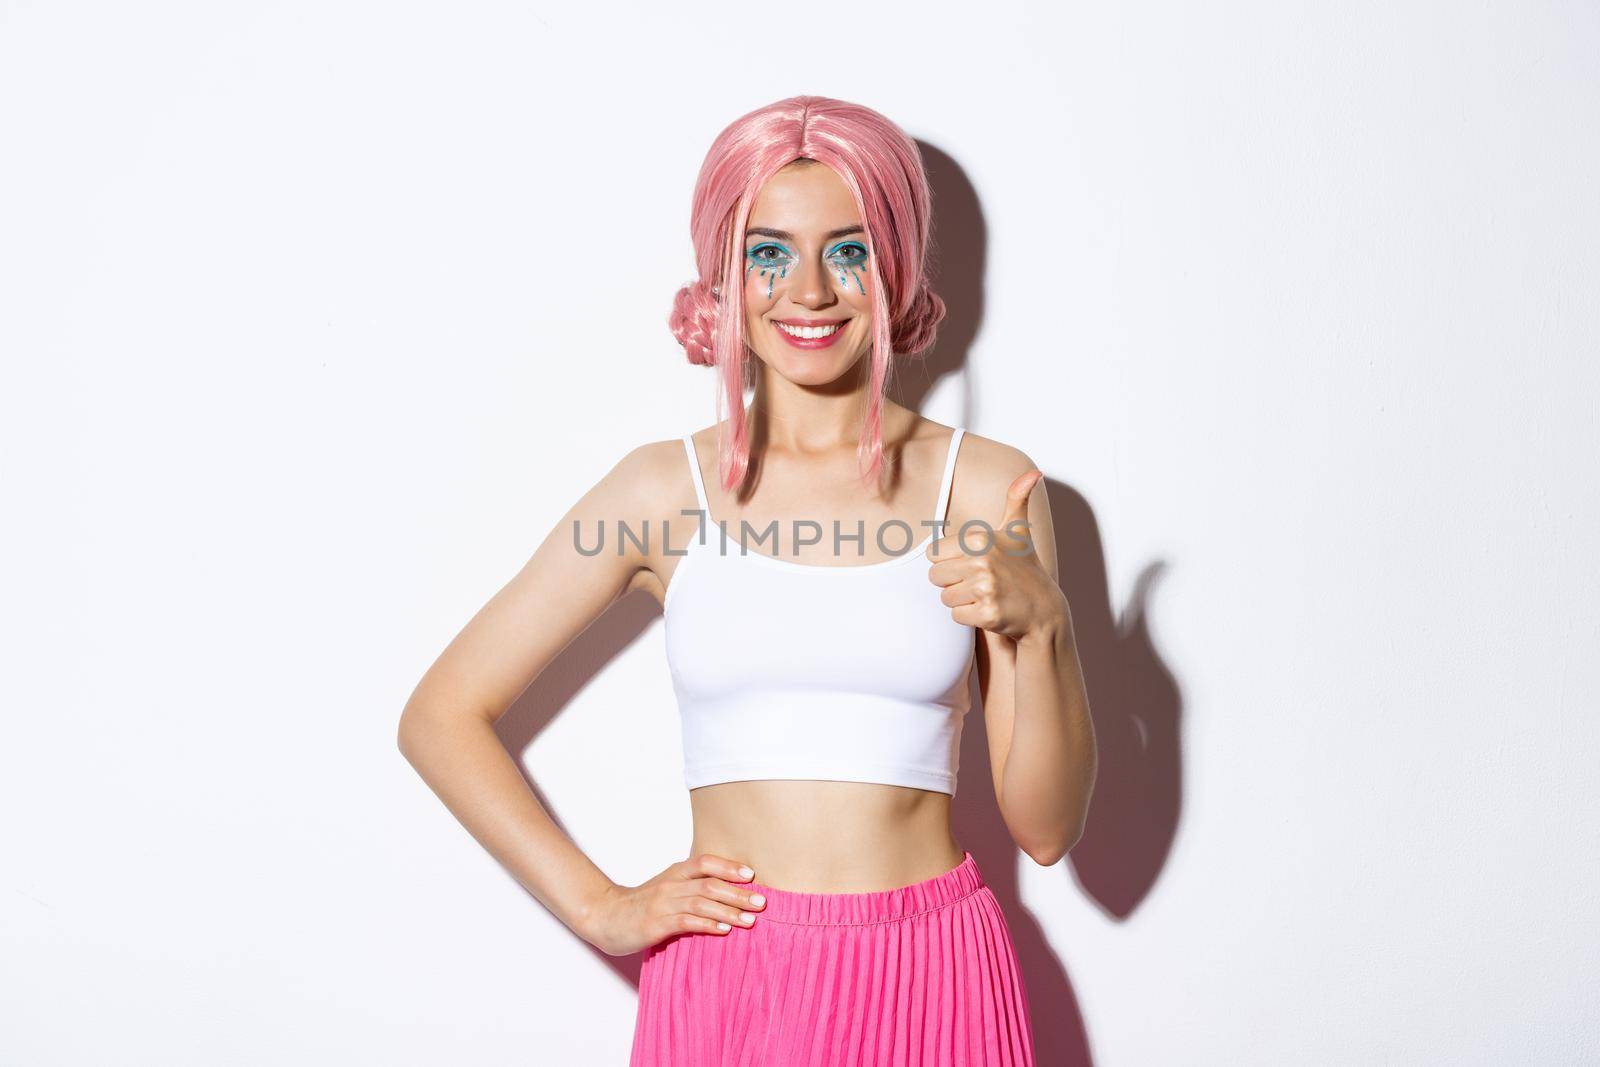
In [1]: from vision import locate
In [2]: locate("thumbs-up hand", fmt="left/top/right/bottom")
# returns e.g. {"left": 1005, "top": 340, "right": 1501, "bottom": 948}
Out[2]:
{"left": 924, "top": 468, "right": 1067, "bottom": 642}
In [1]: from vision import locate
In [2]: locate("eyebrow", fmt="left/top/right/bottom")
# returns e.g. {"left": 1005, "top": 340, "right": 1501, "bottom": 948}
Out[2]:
{"left": 745, "top": 226, "right": 866, "bottom": 241}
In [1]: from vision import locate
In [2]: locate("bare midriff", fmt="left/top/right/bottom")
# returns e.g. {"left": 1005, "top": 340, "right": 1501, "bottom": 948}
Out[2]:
{"left": 688, "top": 779, "right": 967, "bottom": 893}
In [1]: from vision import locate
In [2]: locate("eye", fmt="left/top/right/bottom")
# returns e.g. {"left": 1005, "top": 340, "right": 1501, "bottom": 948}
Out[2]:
{"left": 746, "top": 242, "right": 795, "bottom": 267}
{"left": 825, "top": 241, "right": 869, "bottom": 268}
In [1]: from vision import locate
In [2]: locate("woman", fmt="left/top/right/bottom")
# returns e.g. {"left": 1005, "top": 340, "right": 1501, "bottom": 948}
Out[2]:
{"left": 398, "top": 95, "right": 1097, "bottom": 1065}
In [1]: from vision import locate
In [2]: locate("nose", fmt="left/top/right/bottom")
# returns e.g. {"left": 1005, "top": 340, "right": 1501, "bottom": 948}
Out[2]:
{"left": 787, "top": 252, "right": 837, "bottom": 311}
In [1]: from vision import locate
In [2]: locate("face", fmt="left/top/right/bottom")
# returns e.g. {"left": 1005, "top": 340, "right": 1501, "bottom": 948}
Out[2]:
{"left": 740, "top": 161, "right": 874, "bottom": 387}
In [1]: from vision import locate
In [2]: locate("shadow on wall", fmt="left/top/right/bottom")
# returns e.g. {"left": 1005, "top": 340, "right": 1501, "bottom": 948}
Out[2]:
{"left": 949, "top": 476, "right": 1183, "bottom": 1067}
{"left": 491, "top": 140, "right": 1185, "bottom": 1067}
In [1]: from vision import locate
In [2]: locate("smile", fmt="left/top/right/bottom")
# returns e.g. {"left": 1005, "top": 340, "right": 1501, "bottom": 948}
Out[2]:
{"left": 773, "top": 320, "right": 848, "bottom": 349}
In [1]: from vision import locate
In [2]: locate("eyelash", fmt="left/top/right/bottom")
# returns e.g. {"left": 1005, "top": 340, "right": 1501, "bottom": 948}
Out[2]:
{"left": 746, "top": 242, "right": 795, "bottom": 268}
{"left": 743, "top": 241, "right": 870, "bottom": 270}
{"left": 825, "top": 241, "right": 869, "bottom": 268}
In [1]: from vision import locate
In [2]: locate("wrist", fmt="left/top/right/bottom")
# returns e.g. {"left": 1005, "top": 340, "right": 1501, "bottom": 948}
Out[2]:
{"left": 1018, "top": 597, "right": 1072, "bottom": 650}
{"left": 572, "top": 879, "right": 620, "bottom": 945}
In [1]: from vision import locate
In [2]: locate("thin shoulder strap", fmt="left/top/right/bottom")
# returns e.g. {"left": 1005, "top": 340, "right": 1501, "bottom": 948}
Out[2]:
{"left": 681, "top": 435, "right": 710, "bottom": 514}
{"left": 934, "top": 428, "right": 966, "bottom": 525}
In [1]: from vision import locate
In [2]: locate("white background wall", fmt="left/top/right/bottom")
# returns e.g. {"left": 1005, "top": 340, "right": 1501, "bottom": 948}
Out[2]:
{"left": 3, "top": 1, "right": 1595, "bottom": 1063}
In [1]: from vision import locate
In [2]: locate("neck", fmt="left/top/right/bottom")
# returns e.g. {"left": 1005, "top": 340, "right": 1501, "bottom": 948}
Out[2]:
{"left": 749, "top": 357, "right": 895, "bottom": 452}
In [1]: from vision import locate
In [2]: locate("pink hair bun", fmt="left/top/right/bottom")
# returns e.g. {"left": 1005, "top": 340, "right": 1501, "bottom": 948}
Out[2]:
{"left": 669, "top": 281, "right": 719, "bottom": 366}
{"left": 892, "top": 286, "right": 946, "bottom": 358}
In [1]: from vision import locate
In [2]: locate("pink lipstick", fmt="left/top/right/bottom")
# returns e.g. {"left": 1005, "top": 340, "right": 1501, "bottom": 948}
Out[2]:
{"left": 771, "top": 317, "right": 849, "bottom": 350}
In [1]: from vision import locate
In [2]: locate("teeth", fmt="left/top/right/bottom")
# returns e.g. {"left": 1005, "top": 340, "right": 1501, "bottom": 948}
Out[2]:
{"left": 776, "top": 322, "right": 844, "bottom": 339}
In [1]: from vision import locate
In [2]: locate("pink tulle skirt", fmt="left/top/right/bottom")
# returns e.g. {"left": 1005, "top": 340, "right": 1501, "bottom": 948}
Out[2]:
{"left": 630, "top": 850, "right": 1035, "bottom": 1065}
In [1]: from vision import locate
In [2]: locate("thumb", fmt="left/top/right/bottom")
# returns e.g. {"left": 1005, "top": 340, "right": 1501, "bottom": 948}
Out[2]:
{"left": 997, "top": 469, "right": 1044, "bottom": 545}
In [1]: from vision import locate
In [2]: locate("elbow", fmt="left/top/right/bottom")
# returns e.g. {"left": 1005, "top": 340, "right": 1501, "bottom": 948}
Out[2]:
{"left": 397, "top": 698, "right": 494, "bottom": 764}
{"left": 396, "top": 709, "right": 419, "bottom": 763}
{"left": 1023, "top": 820, "right": 1087, "bottom": 868}
{"left": 396, "top": 702, "right": 436, "bottom": 764}
{"left": 1023, "top": 839, "right": 1071, "bottom": 869}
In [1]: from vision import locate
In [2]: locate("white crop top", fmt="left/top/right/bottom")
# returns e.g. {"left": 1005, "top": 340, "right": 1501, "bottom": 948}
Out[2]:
{"left": 662, "top": 428, "right": 976, "bottom": 795}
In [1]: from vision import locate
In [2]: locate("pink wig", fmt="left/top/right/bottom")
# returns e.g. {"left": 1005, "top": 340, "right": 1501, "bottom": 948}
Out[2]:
{"left": 667, "top": 95, "right": 946, "bottom": 493}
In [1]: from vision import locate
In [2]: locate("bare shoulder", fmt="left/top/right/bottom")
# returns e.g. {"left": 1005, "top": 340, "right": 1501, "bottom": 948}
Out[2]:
{"left": 604, "top": 436, "right": 694, "bottom": 511}
{"left": 946, "top": 427, "right": 1058, "bottom": 579}
{"left": 587, "top": 436, "right": 701, "bottom": 552}
{"left": 949, "top": 428, "right": 1042, "bottom": 510}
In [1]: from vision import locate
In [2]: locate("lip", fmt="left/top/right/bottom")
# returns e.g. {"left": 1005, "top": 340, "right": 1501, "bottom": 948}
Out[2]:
{"left": 771, "top": 317, "right": 850, "bottom": 350}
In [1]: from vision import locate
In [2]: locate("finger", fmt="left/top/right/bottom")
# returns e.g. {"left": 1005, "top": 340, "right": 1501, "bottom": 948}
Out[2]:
{"left": 662, "top": 910, "right": 734, "bottom": 937}
{"left": 951, "top": 600, "right": 995, "bottom": 630}
{"left": 926, "top": 523, "right": 974, "bottom": 563}
{"left": 680, "top": 889, "right": 761, "bottom": 928}
{"left": 694, "top": 876, "right": 768, "bottom": 915}
{"left": 992, "top": 471, "right": 1043, "bottom": 556}
{"left": 685, "top": 853, "right": 756, "bottom": 883}
{"left": 998, "top": 470, "right": 1044, "bottom": 536}
{"left": 925, "top": 551, "right": 972, "bottom": 586}
{"left": 928, "top": 519, "right": 1006, "bottom": 570}
{"left": 939, "top": 577, "right": 979, "bottom": 609}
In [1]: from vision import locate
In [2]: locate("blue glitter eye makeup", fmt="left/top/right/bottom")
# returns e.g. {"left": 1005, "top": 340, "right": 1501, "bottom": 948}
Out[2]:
{"left": 825, "top": 241, "right": 869, "bottom": 267}
{"left": 826, "top": 241, "right": 870, "bottom": 296}
{"left": 743, "top": 238, "right": 871, "bottom": 299}
{"left": 746, "top": 242, "right": 796, "bottom": 267}
{"left": 746, "top": 242, "right": 795, "bottom": 299}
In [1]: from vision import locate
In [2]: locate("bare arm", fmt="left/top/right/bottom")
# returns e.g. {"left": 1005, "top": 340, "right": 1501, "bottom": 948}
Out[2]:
{"left": 396, "top": 442, "right": 756, "bottom": 951}
{"left": 397, "top": 445, "right": 651, "bottom": 941}
{"left": 936, "top": 438, "right": 1097, "bottom": 866}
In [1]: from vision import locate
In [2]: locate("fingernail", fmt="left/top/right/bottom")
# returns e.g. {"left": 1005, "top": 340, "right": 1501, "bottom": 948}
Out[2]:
{"left": 740, "top": 913, "right": 755, "bottom": 924}
{"left": 716, "top": 922, "right": 730, "bottom": 931}
{"left": 738, "top": 866, "right": 754, "bottom": 878}
{"left": 750, "top": 894, "right": 765, "bottom": 906}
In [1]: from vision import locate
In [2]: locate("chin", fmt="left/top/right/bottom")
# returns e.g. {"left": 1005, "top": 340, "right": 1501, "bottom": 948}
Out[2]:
{"left": 752, "top": 319, "right": 871, "bottom": 386}
{"left": 759, "top": 349, "right": 868, "bottom": 388}
{"left": 786, "top": 365, "right": 856, "bottom": 387}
